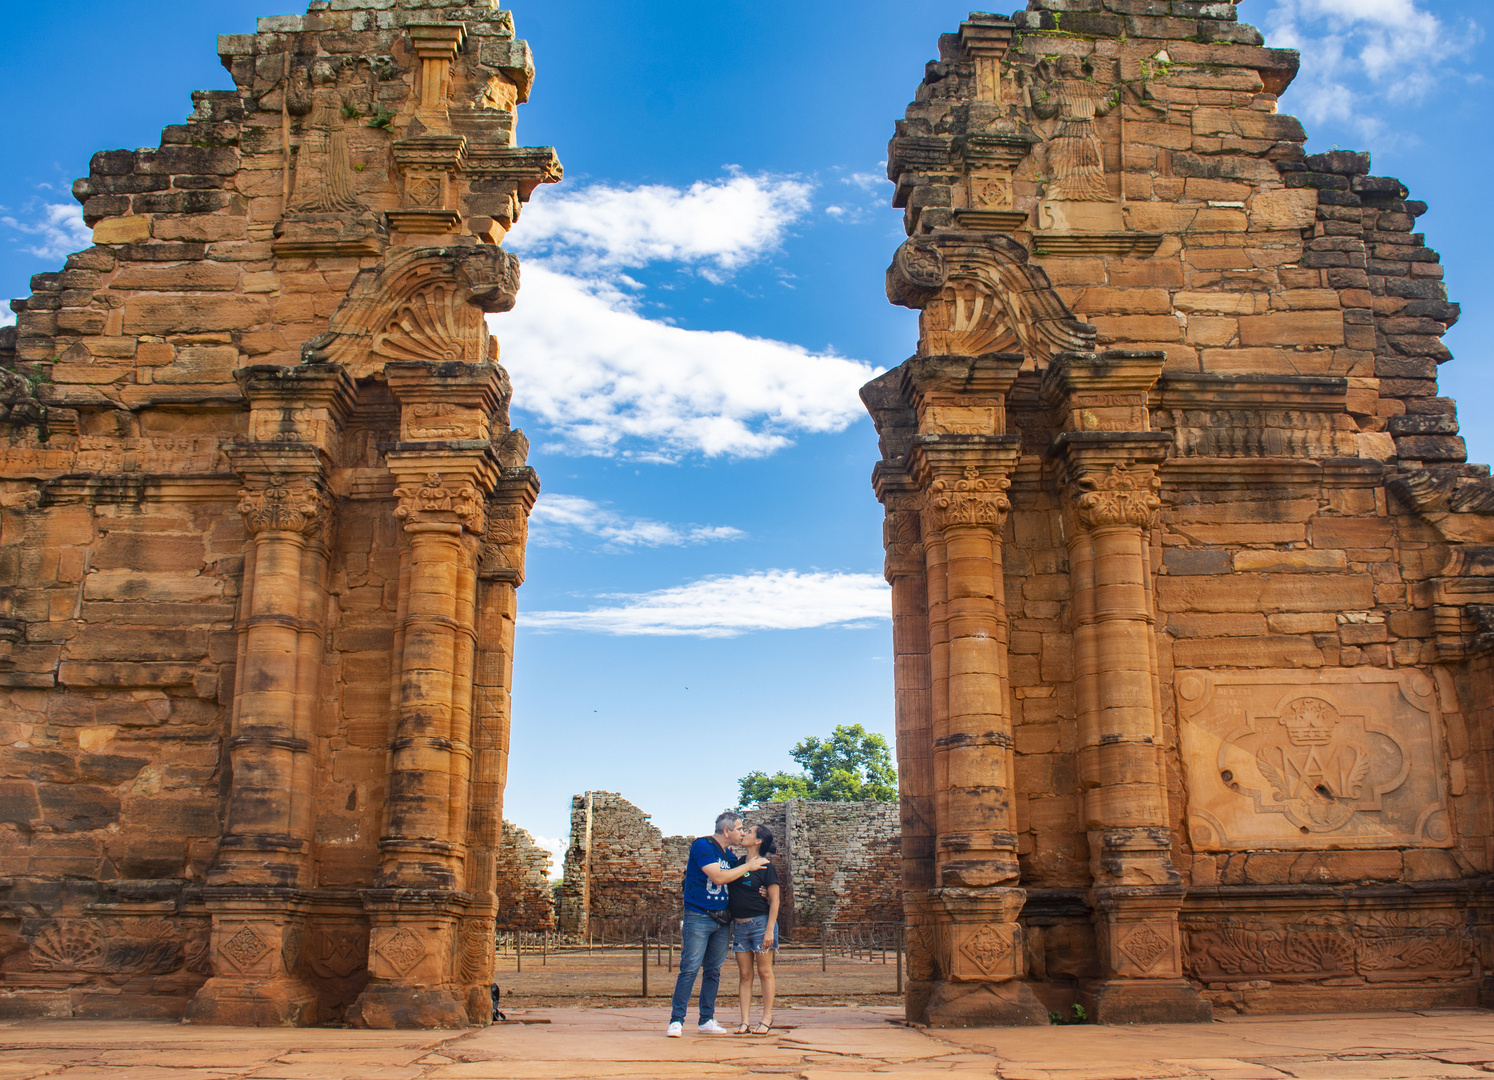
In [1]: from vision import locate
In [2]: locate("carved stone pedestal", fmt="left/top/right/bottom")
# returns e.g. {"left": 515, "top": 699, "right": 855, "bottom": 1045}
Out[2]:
{"left": 346, "top": 891, "right": 470, "bottom": 1029}
{"left": 184, "top": 891, "right": 317, "bottom": 1027}
{"left": 922, "top": 888, "right": 1047, "bottom": 1028}
{"left": 1084, "top": 888, "right": 1210, "bottom": 1023}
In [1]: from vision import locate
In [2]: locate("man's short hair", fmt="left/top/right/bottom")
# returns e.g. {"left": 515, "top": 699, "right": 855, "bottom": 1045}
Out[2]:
{"left": 715, "top": 810, "right": 743, "bottom": 833}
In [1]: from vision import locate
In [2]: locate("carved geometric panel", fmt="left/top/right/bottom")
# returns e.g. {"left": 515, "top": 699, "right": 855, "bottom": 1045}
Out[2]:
{"left": 1178, "top": 669, "right": 1452, "bottom": 850}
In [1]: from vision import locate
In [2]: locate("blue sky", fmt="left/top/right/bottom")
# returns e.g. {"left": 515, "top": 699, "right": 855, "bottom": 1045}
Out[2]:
{"left": 2, "top": 0, "right": 1490, "bottom": 871}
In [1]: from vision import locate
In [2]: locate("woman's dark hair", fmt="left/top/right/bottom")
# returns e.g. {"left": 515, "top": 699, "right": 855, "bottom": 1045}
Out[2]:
{"left": 751, "top": 824, "right": 776, "bottom": 856}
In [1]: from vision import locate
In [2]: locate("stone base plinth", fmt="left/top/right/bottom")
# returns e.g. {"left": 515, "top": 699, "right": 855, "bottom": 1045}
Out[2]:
{"left": 920, "top": 979, "right": 1048, "bottom": 1027}
{"left": 346, "top": 983, "right": 469, "bottom": 1029}
{"left": 184, "top": 975, "right": 318, "bottom": 1027}
{"left": 1082, "top": 978, "right": 1212, "bottom": 1025}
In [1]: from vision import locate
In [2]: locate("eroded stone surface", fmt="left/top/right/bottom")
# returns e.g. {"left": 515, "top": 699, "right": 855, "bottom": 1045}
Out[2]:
{"left": 868, "top": 0, "right": 1490, "bottom": 1026}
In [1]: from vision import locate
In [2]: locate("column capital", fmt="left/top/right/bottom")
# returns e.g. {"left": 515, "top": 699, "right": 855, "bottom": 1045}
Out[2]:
{"left": 1054, "top": 432, "right": 1171, "bottom": 531}
{"left": 236, "top": 473, "right": 335, "bottom": 540}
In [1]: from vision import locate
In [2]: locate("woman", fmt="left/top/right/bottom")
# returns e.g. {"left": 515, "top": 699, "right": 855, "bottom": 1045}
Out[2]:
{"left": 728, "top": 823, "right": 780, "bottom": 1035}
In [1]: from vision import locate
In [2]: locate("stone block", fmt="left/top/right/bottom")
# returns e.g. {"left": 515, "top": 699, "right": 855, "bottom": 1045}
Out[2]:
{"left": 1233, "top": 549, "right": 1347, "bottom": 573}
{"left": 1237, "top": 311, "right": 1344, "bottom": 346}
{"left": 93, "top": 216, "right": 152, "bottom": 244}
{"left": 121, "top": 296, "right": 268, "bottom": 335}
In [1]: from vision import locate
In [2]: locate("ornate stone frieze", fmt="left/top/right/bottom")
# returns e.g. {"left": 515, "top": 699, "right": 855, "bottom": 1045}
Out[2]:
{"left": 238, "top": 474, "right": 333, "bottom": 539}
{"left": 927, "top": 466, "right": 1011, "bottom": 532}
{"left": 1177, "top": 669, "right": 1453, "bottom": 850}
{"left": 1073, "top": 464, "right": 1160, "bottom": 529}
{"left": 1183, "top": 910, "right": 1473, "bottom": 984}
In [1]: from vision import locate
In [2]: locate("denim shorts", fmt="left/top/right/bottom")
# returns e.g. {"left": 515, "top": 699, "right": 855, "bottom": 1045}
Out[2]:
{"left": 731, "top": 914, "right": 775, "bottom": 953}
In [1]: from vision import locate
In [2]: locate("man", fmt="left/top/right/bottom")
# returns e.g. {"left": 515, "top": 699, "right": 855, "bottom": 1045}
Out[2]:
{"left": 667, "top": 810, "right": 767, "bottom": 1037}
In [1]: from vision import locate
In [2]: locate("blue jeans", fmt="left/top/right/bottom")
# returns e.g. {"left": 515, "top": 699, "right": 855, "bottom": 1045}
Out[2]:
{"left": 670, "top": 909, "right": 731, "bottom": 1024}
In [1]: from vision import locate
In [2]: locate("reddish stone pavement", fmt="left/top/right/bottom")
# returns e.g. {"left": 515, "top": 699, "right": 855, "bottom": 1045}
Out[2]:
{"left": 3, "top": 1007, "right": 1494, "bottom": 1079}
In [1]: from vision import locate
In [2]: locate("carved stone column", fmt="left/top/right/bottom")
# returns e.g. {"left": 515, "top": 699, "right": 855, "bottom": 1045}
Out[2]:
{"left": 188, "top": 364, "right": 354, "bottom": 1027}
{"left": 904, "top": 354, "right": 1046, "bottom": 1027}
{"left": 349, "top": 360, "right": 502, "bottom": 1029}
{"left": 1045, "top": 351, "right": 1211, "bottom": 1024}
{"left": 457, "top": 456, "right": 538, "bottom": 1021}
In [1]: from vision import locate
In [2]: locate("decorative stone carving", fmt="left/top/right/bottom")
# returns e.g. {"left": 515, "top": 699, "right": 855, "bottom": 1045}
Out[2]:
{"left": 1178, "top": 670, "right": 1453, "bottom": 850}
{"left": 219, "top": 926, "right": 273, "bottom": 971}
{"left": 1119, "top": 922, "right": 1172, "bottom": 974}
{"left": 404, "top": 402, "right": 489, "bottom": 442}
{"left": 306, "top": 925, "right": 367, "bottom": 980}
{"left": 1024, "top": 56, "right": 1116, "bottom": 203}
{"left": 30, "top": 919, "right": 187, "bottom": 976}
{"left": 301, "top": 246, "right": 520, "bottom": 378}
{"left": 373, "top": 926, "right": 426, "bottom": 978}
{"left": 394, "top": 471, "right": 484, "bottom": 531}
{"left": 886, "top": 233, "right": 1095, "bottom": 359}
{"left": 238, "top": 474, "right": 333, "bottom": 538}
{"left": 287, "top": 59, "right": 363, "bottom": 213}
{"left": 927, "top": 467, "right": 1011, "bottom": 532}
{"left": 1073, "top": 464, "right": 1160, "bottom": 529}
{"left": 1184, "top": 911, "right": 1473, "bottom": 984}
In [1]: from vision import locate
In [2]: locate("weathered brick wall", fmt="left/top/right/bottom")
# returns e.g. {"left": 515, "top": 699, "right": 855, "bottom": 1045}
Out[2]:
{"left": 494, "top": 821, "right": 555, "bottom": 932}
{"left": 748, "top": 799, "right": 902, "bottom": 939}
{"left": 556, "top": 792, "right": 692, "bottom": 938}
{"left": 556, "top": 792, "right": 901, "bottom": 939}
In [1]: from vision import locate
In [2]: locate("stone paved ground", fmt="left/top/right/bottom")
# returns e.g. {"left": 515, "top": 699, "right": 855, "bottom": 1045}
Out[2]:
{"left": 3, "top": 1008, "right": 1494, "bottom": 1079}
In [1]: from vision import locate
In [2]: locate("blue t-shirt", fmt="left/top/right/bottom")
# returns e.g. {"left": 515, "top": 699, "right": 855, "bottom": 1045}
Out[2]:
{"left": 682, "top": 836, "right": 740, "bottom": 913}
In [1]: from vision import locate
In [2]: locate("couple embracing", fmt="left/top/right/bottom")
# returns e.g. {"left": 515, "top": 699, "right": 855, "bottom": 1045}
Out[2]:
{"left": 666, "top": 809, "right": 780, "bottom": 1037}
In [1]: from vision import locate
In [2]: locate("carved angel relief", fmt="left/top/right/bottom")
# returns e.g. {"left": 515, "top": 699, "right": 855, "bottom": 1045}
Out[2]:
{"left": 288, "top": 59, "right": 363, "bottom": 213}
{"left": 1024, "top": 56, "right": 1116, "bottom": 203}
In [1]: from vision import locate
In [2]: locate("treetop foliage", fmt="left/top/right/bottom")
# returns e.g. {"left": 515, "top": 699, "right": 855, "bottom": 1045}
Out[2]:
{"left": 737, "top": 723, "right": 897, "bottom": 805}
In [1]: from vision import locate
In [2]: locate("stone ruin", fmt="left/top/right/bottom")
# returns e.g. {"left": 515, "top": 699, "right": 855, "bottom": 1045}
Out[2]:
{"left": 493, "top": 820, "right": 555, "bottom": 933}
{"left": 865, "top": 0, "right": 1489, "bottom": 1028}
{"left": 0, "top": 0, "right": 557, "bottom": 1027}
{"left": 556, "top": 791, "right": 901, "bottom": 942}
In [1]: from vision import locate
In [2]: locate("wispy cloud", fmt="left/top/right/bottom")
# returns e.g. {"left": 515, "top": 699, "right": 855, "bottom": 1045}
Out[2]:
{"left": 522, "top": 569, "right": 891, "bottom": 637}
{"left": 531, "top": 493, "right": 744, "bottom": 549}
{"left": 511, "top": 170, "right": 813, "bottom": 278}
{"left": 1264, "top": 0, "right": 1482, "bottom": 141}
{"left": 0, "top": 310, "right": 14, "bottom": 329}
{"left": 1, "top": 202, "right": 92, "bottom": 262}
{"left": 497, "top": 265, "right": 877, "bottom": 461}
{"left": 498, "top": 170, "right": 879, "bottom": 461}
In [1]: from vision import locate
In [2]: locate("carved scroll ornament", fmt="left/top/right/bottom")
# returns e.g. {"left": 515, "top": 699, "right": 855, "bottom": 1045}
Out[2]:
{"left": 394, "top": 471, "right": 485, "bottom": 531}
{"left": 887, "top": 233, "right": 1095, "bottom": 360}
{"left": 302, "top": 246, "right": 520, "bottom": 379}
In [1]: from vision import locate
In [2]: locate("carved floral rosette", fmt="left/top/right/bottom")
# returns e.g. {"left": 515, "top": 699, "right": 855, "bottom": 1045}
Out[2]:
{"left": 927, "top": 466, "right": 1011, "bottom": 534}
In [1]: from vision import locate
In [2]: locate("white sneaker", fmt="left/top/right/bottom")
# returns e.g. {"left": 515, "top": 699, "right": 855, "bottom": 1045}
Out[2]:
{"left": 666, "top": 1021, "right": 683, "bottom": 1037}
{"left": 697, "top": 1019, "right": 728, "bottom": 1034}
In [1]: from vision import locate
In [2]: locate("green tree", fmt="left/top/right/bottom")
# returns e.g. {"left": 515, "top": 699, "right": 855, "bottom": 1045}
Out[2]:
{"left": 737, "top": 723, "right": 898, "bottom": 804}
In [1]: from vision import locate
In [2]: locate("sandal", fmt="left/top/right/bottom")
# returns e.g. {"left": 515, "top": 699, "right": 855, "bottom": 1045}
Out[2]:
{"left": 749, "top": 1022, "right": 771, "bottom": 1035}
{"left": 734, "top": 1023, "right": 751, "bottom": 1034}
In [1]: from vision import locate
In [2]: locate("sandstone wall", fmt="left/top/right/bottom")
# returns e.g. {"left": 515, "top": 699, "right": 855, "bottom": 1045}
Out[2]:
{"left": 868, "top": 0, "right": 1493, "bottom": 1026}
{"left": 0, "top": 0, "right": 558, "bottom": 1027}
{"left": 494, "top": 821, "right": 555, "bottom": 933}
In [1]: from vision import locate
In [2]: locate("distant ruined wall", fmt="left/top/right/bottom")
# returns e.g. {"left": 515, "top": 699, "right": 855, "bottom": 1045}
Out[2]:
{"left": 494, "top": 821, "right": 554, "bottom": 933}
{"left": 557, "top": 792, "right": 901, "bottom": 939}
{"left": 748, "top": 800, "right": 902, "bottom": 939}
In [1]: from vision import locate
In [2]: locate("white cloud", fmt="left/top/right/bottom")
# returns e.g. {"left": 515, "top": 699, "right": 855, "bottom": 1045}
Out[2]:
{"left": 0, "top": 310, "right": 14, "bottom": 329}
{"left": 531, "top": 493, "right": 744, "bottom": 549}
{"left": 522, "top": 569, "right": 891, "bottom": 638}
{"left": 511, "top": 171, "right": 813, "bottom": 276}
{"left": 495, "top": 265, "right": 879, "bottom": 461}
{"left": 1264, "top": 0, "right": 1481, "bottom": 139}
{"left": 1, "top": 203, "right": 92, "bottom": 262}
